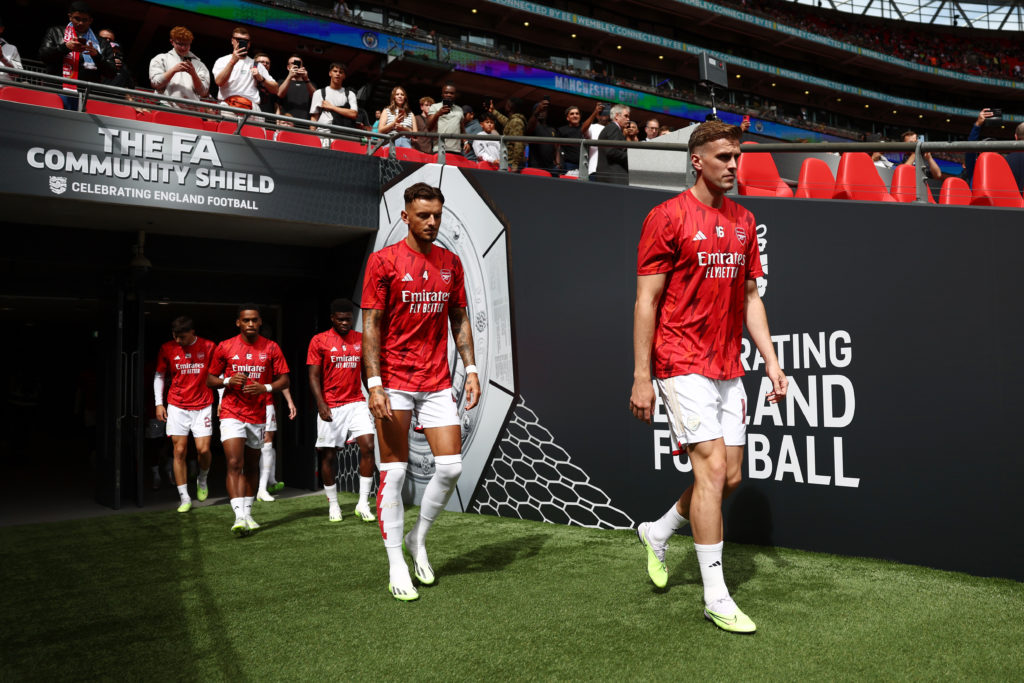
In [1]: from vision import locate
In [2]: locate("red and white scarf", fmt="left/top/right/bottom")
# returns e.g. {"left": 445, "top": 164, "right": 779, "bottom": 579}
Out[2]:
{"left": 61, "top": 23, "right": 98, "bottom": 90}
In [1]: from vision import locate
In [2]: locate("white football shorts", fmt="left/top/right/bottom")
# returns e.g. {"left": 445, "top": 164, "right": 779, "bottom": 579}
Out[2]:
{"left": 165, "top": 404, "right": 213, "bottom": 438}
{"left": 656, "top": 374, "right": 748, "bottom": 453}
{"left": 385, "top": 388, "right": 460, "bottom": 428}
{"left": 316, "top": 401, "right": 375, "bottom": 448}
{"left": 220, "top": 418, "right": 265, "bottom": 449}
{"left": 265, "top": 403, "right": 278, "bottom": 432}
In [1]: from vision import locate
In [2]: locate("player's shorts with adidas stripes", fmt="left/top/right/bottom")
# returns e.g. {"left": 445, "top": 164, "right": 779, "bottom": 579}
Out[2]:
{"left": 265, "top": 403, "right": 277, "bottom": 432}
{"left": 165, "top": 404, "right": 213, "bottom": 438}
{"left": 316, "top": 401, "right": 375, "bottom": 448}
{"left": 385, "top": 388, "right": 460, "bottom": 428}
{"left": 656, "top": 374, "right": 747, "bottom": 452}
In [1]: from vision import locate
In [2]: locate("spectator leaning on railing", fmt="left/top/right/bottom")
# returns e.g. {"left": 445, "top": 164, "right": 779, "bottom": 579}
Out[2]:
{"left": 473, "top": 113, "right": 500, "bottom": 165}
{"left": 377, "top": 86, "right": 417, "bottom": 149}
{"left": 0, "top": 16, "right": 23, "bottom": 81}
{"left": 149, "top": 26, "right": 210, "bottom": 105}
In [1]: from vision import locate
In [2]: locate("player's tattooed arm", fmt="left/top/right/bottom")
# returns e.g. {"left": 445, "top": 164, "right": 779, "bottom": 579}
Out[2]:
{"left": 362, "top": 308, "right": 393, "bottom": 419}
{"left": 449, "top": 306, "right": 481, "bottom": 410}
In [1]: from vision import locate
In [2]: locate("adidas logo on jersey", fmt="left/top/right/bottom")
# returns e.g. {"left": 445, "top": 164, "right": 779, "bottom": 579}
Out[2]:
{"left": 402, "top": 273, "right": 414, "bottom": 282}
{"left": 330, "top": 346, "right": 338, "bottom": 352}
{"left": 692, "top": 230, "right": 707, "bottom": 241}
{"left": 174, "top": 355, "right": 181, "bottom": 360}
{"left": 232, "top": 354, "right": 240, "bottom": 360}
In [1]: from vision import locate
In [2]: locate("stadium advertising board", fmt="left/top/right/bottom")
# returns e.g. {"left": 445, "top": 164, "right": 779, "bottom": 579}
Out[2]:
{"left": 0, "top": 102, "right": 379, "bottom": 228}
{"left": 450, "top": 171, "right": 1022, "bottom": 580}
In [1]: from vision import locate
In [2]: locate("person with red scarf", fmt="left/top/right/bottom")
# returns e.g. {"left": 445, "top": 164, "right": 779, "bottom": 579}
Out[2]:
{"left": 38, "top": 2, "right": 116, "bottom": 109}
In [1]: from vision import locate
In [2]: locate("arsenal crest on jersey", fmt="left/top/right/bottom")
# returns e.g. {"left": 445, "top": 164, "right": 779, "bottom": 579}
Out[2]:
{"left": 735, "top": 225, "right": 747, "bottom": 245}
{"left": 440, "top": 268, "right": 452, "bottom": 283}
{"left": 259, "top": 352, "right": 268, "bottom": 361}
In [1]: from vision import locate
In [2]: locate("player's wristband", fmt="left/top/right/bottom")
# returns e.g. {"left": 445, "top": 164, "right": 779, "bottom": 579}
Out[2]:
{"left": 465, "top": 365, "right": 479, "bottom": 375}
{"left": 367, "top": 376, "right": 382, "bottom": 389}
{"left": 264, "top": 384, "right": 273, "bottom": 394}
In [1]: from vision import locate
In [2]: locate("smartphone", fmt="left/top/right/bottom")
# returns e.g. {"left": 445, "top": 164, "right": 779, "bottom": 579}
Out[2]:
{"left": 442, "top": 97, "right": 454, "bottom": 107}
{"left": 743, "top": 115, "right": 750, "bottom": 124}
{"left": 236, "top": 37, "right": 249, "bottom": 52}
{"left": 294, "top": 58, "right": 302, "bottom": 68}
{"left": 990, "top": 108, "right": 1003, "bottom": 120}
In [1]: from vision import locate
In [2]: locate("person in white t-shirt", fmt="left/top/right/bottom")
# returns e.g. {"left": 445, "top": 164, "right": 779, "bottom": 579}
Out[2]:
{"left": 0, "top": 16, "right": 23, "bottom": 82}
{"left": 473, "top": 113, "right": 500, "bottom": 164}
{"left": 587, "top": 104, "right": 610, "bottom": 175}
{"left": 148, "top": 25, "right": 209, "bottom": 105}
{"left": 309, "top": 62, "right": 358, "bottom": 139}
{"left": 212, "top": 27, "right": 275, "bottom": 112}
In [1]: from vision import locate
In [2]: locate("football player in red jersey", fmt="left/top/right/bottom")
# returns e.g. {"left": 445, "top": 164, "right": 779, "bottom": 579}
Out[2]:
{"left": 362, "top": 182, "right": 480, "bottom": 601}
{"left": 308, "top": 298, "right": 378, "bottom": 522}
{"left": 630, "top": 120, "right": 787, "bottom": 634}
{"left": 207, "top": 304, "right": 290, "bottom": 536}
{"left": 154, "top": 316, "right": 216, "bottom": 512}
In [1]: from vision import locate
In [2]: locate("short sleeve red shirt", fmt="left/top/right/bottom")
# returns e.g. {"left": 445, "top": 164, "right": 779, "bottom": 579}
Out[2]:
{"left": 155, "top": 337, "right": 215, "bottom": 410}
{"left": 208, "top": 335, "right": 290, "bottom": 424}
{"left": 306, "top": 328, "right": 365, "bottom": 407}
{"left": 361, "top": 240, "right": 467, "bottom": 392}
{"left": 637, "top": 190, "right": 763, "bottom": 380}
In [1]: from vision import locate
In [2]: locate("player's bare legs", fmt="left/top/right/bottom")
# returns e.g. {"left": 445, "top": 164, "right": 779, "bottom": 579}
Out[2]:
{"left": 667, "top": 444, "right": 744, "bottom": 536}
{"left": 194, "top": 436, "right": 212, "bottom": 502}
{"left": 171, "top": 435, "right": 192, "bottom": 509}
{"left": 354, "top": 433, "right": 377, "bottom": 521}
{"left": 375, "top": 410, "right": 416, "bottom": 599}
{"left": 223, "top": 437, "right": 252, "bottom": 534}
{"left": 405, "top": 425, "right": 463, "bottom": 586}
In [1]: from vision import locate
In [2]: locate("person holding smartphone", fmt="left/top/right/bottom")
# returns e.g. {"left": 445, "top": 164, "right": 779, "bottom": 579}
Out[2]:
{"left": 38, "top": 1, "right": 117, "bottom": 108}
{"left": 149, "top": 25, "right": 209, "bottom": 105}
{"left": 212, "top": 26, "right": 276, "bottom": 113}
{"left": 277, "top": 54, "right": 315, "bottom": 124}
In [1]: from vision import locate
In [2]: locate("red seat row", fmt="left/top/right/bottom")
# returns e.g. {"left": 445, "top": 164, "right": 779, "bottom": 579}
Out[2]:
{"left": 738, "top": 145, "right": 1022, "bottom": 208}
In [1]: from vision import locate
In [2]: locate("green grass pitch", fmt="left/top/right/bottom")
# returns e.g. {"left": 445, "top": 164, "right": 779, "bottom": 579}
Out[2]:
{"left": 1, "top": 493, "right": 1021, "bottom": 681}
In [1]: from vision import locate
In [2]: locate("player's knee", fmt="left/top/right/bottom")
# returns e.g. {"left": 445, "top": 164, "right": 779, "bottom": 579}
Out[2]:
{"left": 725, "top": 468, "right": 743, "bottom": 492}
{"left": 434, "top": 455, "right": 462, "bottom": 484}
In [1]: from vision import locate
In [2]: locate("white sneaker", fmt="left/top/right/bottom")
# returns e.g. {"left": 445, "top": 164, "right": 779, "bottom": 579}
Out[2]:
{"left": 404, "top": 531, "right": 435, "bottom": 585}
{"left": 329, "top": 503, "right": 342, "bottom": 522}
{"left": 256, "top": 490, "right": 275, "bottom": 502}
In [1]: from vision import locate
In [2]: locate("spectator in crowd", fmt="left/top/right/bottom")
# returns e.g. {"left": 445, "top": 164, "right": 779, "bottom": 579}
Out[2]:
{"left": 624, "top": 120, "right": 641, "bottom": 142}
{"left": 252, "top": 53, "right": 279, "bottom": 114}
{"left": 527, "top": 96, "right": 561, "bottom": 174}
{"left": 643, "top": 118, "right": 661, "bottom": 141}
{"left": 491, "top": 97, "right": 527, "bottom": 172}
{"left": 871, "top": 150, "right": 894, "bottom": 169}
{"left": 277, "top": 54, "right": 314, "bottom": 124}
{"left": 0, "top": 16, "right": 24, "bottom": 81}
{"left": 39, "top": 1, "right": 117, "bottom": 108}
{"left": 149, "top": 26, "right": 209, "bottom": 105}
{"left": 462, "top": 105, "right": 482, "bottom": 160}
{"left": 586, "top": 104, "right": 611, "bottom": 176}
{"left": 97, "top": 29, "right": 133, "bottom": 89}
{"left": 310, "top": 62, "right": 359, "bottom": 139}
{"left": 964, "top": 109, "right": 1024, "bottom": 191}
{"left": 212, "top": 27, "right": 276, "bottom": 112}
{"left": 557, "top": 103, "right": 601, "bottom": 173}
{"left": 412, "top": 96, "right": 434, "bottom": 154}
{"left": 595, "top": 103, "right": 630, "bottom": 184}
{"left": 427, "top": 82, "right": 465, "bottom": 157}
{"left": 377, "top": 85, "right": 417, "bottom": 148}
{"left": 900, "top": 129, "right": 941, "bottom": 179}
{"left": 659, "top": 125, "right": 673, "bottom": 136}
{"left": 473, "top": 113, "right": 500, "bottom": 165}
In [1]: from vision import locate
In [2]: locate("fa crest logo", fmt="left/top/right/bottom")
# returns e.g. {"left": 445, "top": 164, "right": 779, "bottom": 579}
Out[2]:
{"left": 440, "top": 268, "right": 452, "bottom": 283}
{"left": 49, "top": 176, "right": 67, "bottom": 195}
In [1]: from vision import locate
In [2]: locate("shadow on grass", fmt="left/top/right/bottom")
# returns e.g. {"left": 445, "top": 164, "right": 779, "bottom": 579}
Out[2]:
{"left": 256, "top": 505, "right": 327, "bottom": 530}
{"left": 440, "top": 532, "right": 551, "bottom": 576}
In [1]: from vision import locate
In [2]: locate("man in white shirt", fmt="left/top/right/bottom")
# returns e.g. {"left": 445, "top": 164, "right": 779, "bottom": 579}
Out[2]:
{"left": 473, "top": 114, "right": 500, "bottom": 164}
{"left": 148, "top": 25, "right": 209, "bottom": 105}
{"left": 309, "top": 62, "right": 358, "bottom": 139}
{"left": 0, "top": 16, "right": 23, "bottom": 82}
{"left": 212, "top": 27, "right": 275, "bottom": 112}
{"left": 587, "top": 105, "right": 610, "bottom": 175}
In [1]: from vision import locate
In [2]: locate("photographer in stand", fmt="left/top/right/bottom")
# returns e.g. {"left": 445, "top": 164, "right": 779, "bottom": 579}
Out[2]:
{"left": 277, "top": 55, "right": 315, "bottom": 126}
{"left": 149, "top": 25, "right": 209, "bottom": 105}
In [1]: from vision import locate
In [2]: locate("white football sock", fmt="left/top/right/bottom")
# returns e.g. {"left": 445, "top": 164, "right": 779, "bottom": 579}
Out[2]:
{"left": 378, "top": 462, "right": 408, "bottom": 576}
{"left": 649, "top": 502, "right": 689, "bottom": 546}
{"left": 324, "top": 482, "right": 338, "bottom": 504}
{"left": 230, "top": 497, "right": 244, "bottom": 520}
{"left": 694, "top": 541, "right": 732, "bottom": 609}
{"left": 259, "top": 444, "right": 274, "bottom": 493}
{"left": 197, "top": 468, "right": 209, "bottom": 489}
{"left": 243, "top": 496, "right": 254, "bottom": 518}
{"left": 358, "top": 476, "right": 374, "bottom": 506}
{"left": 409, "top": 454, "right": 462, "bottom": 548}
{"left": 176, "top": 484, "right": 190, "bottom": 504}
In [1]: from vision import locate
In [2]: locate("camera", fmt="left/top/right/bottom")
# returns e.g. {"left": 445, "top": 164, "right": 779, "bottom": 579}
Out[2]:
{"left": 990, "top": 108, "right": 1003, "bottom": 121}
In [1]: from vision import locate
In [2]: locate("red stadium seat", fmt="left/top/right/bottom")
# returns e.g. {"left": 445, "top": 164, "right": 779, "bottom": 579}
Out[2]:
{"left": 202, "top": 119, "right": 221, "bottom": 131}
{"left": 443, "top": 154, "right": 477, "bottom": 168}
{"left": 0, "top": 86, "right": 64, "bottom": 109}
{"left": 216, "top": 120, "right": 267, "bottom": 139}
{"left": 151, "top": 110, "right": 207, "bottom": 131}
{"left": 794, "top": 158, "right": 835, "bottom": 199}
{"left": 275, "top": 130, "right": 324, "bottom": 147}
{"left": 737, "top": 142, "right": 793, "bottom": 197}
{"left": 84, "top": 99, "right": 139, "bottom": 120}
{"left": 520, "top": 168, "right": 552, "bottom": 177}
{"left": 396, "top": 147, "right": 435, "bottom": 163}
{"left": 971, "top": 152, "right": 1024, "bottom": 208}
{"left": 939, "top": 176, "right": 972, "bottom": 205}
{"left": 331, "top": 139, "right": 366, "bottom": 154}
{"left": 475, "top": 160, "right": 498, "bottom": 170}
{"left": 833, "top": 153, "right": 896, "bottom": 202}
{"left": 890, "top": 164, "right": 935, "bottom": 203}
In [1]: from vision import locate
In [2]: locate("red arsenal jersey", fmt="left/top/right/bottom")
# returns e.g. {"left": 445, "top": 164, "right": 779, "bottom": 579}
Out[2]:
{"left": 208, "top": 335, "right": 290, "bottom": 424}
{"left": 155, "top": 337, "right": 215, "bottom": 410}
{"left": 307, "top": 328, "right": 365, "bottom": 407}
{"left": 361, "top": 240, "right": 467, "bottom": 392}
{"left": 637, "top": 189, "right": 763, "bottom": 380}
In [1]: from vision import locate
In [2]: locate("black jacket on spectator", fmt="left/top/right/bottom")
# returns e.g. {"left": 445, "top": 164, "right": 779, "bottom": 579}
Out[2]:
{"left": 39, "top": 26, "right": 117, "bottom": 83}
{"left": 595, "top": 121, "right": 628, "bottom": 184}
